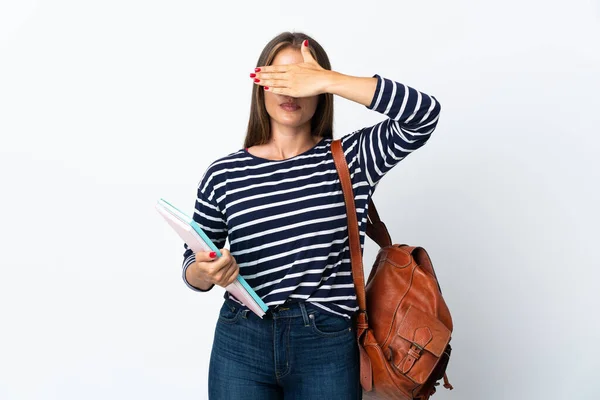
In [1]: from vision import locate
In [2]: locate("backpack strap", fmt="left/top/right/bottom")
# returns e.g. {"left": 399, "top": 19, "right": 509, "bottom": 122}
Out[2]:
{"left": 366, "top": 201, "right": 393, "bottom": 248}
{"left": 330, "top": 139, "right": 368, "bottom": 317}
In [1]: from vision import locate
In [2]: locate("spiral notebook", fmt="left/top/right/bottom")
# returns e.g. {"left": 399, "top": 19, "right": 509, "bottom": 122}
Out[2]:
{"left": 156, "top": 198, "right": 269, "bottom": 318}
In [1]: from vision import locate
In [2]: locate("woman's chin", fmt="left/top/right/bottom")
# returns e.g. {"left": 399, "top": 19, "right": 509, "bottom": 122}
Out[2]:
{"left": 274, "top": 115, "right": 307, "bottom": 129}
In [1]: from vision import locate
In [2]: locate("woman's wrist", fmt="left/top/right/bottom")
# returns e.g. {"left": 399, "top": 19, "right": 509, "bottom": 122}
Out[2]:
{"left": 186, "top": 262, "right": 214, "bottom": 291}
{"left": 323, "top": 70, "right": 349, "bottom": 95}
{"left": 323, "top": 71, "right": 378, "bottom": 107}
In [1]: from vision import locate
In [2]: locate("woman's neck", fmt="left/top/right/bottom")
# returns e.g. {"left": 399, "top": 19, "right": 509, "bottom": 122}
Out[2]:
{"left": 256, "top": 121, "right": 319, "bottom": 160}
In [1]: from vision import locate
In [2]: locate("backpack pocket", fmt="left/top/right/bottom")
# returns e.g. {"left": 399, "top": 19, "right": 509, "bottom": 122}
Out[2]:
{"left": 389, "top": 305, "right": 451, "bottom": 385}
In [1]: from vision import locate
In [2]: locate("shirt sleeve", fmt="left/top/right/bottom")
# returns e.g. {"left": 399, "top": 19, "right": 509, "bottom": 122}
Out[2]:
{"left": 181, "top": 169, "right": 228, "bottom": 292}
{"left": 347, "top": 74, "right": 442, "bottom": 190}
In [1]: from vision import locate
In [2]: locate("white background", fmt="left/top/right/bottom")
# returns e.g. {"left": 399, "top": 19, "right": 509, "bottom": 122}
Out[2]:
{"left": 1, "top": 1, "right": 599, "bottom": 399}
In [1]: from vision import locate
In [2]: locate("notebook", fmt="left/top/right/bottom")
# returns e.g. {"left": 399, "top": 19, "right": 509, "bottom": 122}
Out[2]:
{"left": 156, "top": 198, "right": 268, "bottom": 318}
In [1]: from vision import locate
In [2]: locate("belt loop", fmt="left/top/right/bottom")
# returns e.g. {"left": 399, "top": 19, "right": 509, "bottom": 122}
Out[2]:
{"left": 299, "top": 302, "right": 310, "bottom": 327}
{"left": 224, "top": 298, "right": 236, "bottom": 312}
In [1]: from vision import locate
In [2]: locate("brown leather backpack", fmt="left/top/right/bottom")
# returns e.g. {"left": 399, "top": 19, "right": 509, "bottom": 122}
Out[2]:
{"left": 332, "top": 140, "right": 454, "bottom": 400}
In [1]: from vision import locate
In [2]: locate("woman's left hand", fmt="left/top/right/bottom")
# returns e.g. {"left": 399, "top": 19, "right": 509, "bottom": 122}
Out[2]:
{"left": 252, "top": 40, "right": 333, "bottom": 97}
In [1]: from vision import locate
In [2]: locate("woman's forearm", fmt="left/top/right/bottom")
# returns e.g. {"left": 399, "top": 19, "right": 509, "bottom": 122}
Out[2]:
{"left": 325, "top": 73, "right": 441, "bottom": 132}
{"left": 324, "top": 71, "right": 378, "bottom": 107}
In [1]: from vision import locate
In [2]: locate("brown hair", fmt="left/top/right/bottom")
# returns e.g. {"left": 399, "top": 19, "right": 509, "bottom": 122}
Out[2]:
{"left": 243, "top": 32, "right": 334, "bottom": 149}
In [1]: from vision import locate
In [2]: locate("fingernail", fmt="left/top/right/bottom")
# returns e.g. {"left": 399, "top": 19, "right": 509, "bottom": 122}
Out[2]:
{"left": 264, "top": 86, "right": 269, "bottom": 90}
{"left": 254, "top": 78, "right": 260, "bottom": 82}
{"left": 209, "top": 251, "right": 216, "bottom": 258}
{"left": 250, "top": 73, "right": 256, "bottom": 78}
{"left": 255, "top": 67, "right": 261, "bottom": 72}
{"left": 303, "top": 40, "right": 308, "bottom": 47}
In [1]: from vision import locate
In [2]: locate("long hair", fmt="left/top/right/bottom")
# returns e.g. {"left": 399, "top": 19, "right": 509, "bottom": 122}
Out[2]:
{"left": 243, "top": 32, "right": 334, "bottom": 148}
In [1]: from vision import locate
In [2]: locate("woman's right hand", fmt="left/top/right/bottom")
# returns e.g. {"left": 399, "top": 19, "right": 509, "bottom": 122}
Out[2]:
{"left": 191, "top": 248, "right": 240, "bottom": 288}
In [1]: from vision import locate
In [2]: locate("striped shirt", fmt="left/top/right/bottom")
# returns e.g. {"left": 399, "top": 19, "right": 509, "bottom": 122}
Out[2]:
{"left": 181, "top": 74, "right": 441, "bottom": 319}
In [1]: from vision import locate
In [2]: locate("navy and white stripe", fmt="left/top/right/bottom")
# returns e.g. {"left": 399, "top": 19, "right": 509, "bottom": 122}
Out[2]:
{"left": 182, "top": 74, "right": 441, "bottom": 319}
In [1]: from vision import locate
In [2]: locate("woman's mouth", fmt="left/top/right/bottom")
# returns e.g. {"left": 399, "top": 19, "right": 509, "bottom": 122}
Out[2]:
{"left": 280, "top": 103, "right": 300, "bottom": 112}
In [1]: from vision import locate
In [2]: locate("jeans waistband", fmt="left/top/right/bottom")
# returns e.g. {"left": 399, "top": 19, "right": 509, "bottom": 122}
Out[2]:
{"left": 224, "top": 297, "right": 317, "bottom": 325}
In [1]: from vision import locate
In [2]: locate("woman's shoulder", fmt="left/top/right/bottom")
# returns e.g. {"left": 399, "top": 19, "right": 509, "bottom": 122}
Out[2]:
{"left": 207, "top": 148, "right": 250, "bottom": 169}
{"left": 196, "top": 148, "right": 250, "bottom": 188}
{"left": 337, "top": 128, "right": 365, "bottom": 151}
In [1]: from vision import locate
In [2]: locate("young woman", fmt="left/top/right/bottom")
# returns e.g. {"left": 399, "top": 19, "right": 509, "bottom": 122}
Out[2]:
{"left": 181, "top": 31, "right": 441, "bottom": 399}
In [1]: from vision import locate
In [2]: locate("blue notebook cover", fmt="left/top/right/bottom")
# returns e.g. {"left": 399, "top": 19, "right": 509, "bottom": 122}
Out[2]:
{"left": 159, "top": 198, "right": 269, "bottom": 312}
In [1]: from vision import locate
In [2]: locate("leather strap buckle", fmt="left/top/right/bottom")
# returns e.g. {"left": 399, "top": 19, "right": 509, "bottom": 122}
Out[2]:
{"left": 401, "top": 342, "right": 425, "bottom": 374}
{"left": 409, "top": 342, "right": 424, "bottom": 359}
{"left": 411, "top": 342, "right": 423, "bottom": 352}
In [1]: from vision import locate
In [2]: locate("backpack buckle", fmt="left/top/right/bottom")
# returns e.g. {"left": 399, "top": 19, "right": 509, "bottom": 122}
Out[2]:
{"left": 410, "top": 342, "right": 424, "bottom": 352}
{"left": 401, "top": 342, "right": 424, "bottom": 374}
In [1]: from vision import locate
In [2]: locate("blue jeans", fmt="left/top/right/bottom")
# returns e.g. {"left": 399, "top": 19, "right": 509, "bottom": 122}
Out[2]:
{"left": 208, "top": 298, "right": 363, "bottom": 399}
